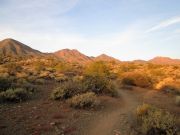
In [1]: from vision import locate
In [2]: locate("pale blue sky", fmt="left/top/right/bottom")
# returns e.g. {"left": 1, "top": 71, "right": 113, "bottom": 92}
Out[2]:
{"left": 0, "top": 0, "right": 180, "bottom": 60}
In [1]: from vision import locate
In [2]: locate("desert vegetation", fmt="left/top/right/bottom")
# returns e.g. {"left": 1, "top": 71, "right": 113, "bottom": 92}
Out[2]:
{"left": 0, "top": 39, "right": 179, "bottom": 135}
{"left": 136, "top": 104, "right": 177, "bottom": 135}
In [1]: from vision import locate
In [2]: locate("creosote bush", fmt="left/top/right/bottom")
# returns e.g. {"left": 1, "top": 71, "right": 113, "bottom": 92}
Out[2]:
{"left": 136, "top": 104, "right": 177, "bottom": 135}
{"left": 68, "top": 92, "right": 99, "bottom": 109}
{"left": 0, "top": 88, "right": 30, "bottom": 102}
{"left": 51, "top": 79, "right": 84, "bottom": 100}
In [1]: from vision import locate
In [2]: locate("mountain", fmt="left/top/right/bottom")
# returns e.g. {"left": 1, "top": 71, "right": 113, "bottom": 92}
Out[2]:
{"left": 149, "top": 56, "right": 180, "bottom": 65}
{"left": 94, "top": 54, "right": 120, "bottom": 63}
{"left": 0, "top": 38, "right": 43, "bottom": 57}
{"left": 54, "top": 49, "right": 92, "bottom": 64}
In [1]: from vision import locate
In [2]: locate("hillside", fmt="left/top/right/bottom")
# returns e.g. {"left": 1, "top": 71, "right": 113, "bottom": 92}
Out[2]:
{"left": 54, "top": 49, "right": 92, "bottom": 64}
{"left": 94, "top": 54, "right": 120, "bottom": 63}
{"left": 149, "top": 56, "right": 180, "bottom": 65}
{"left": 0, "top": 38, "right": 43, "bottom": 57}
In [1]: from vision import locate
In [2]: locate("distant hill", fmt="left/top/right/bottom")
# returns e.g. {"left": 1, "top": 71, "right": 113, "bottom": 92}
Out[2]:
{"left": 0, "top": 38, "right": 43, "bottom": 57}
{"left": 149, "top": 56, "right": 180, "bottom": 65}
{"left": 94, "top": 54, "right": 120, "bottom": 63}
{"left": 132, "top": 60, "right": 147, "bottom": 64}
{"left": 54, "top": 49, "right": 92, "bottom": 64}
{"left": 0, "top": 38, "right": 179, "bottom": 65}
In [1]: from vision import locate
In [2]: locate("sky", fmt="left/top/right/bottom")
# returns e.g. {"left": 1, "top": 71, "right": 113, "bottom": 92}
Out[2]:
{"left": 0, "top": 0, "right": 180, "bottom": 60}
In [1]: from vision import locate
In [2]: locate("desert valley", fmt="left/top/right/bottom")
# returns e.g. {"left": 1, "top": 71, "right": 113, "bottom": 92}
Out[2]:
{"left": 0, "top": 38, "right": 179, "bottom": 135}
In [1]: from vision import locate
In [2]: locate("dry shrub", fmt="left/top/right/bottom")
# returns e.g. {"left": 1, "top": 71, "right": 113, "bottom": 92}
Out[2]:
{"left": 82, "top": 75, "right": 118, "bottom": 97}
{"left": 105, "top": 80, "right": 119, "bottom": 97}
{"left": 35, "top": 79, "right": 45, "bottom": 85}
{"left": 155, "top": 78, "right": 180, "bottom": 94}
{"left": 136, "top": 103, "right": 151, "bottom": 116}
{"left": 121, "top": 72, "right": 152, "bottom": 88}
{"left": 68, "top": 92, "right": 99, "bottom": 109}
{"left": 136, "top": 104, "right": 177, "bottom": 135}
{"left": 0, "top": 88, "right": 30, "bottom": 102}
{"left": 51, "top": 80, "right": 83, "bottom": 100}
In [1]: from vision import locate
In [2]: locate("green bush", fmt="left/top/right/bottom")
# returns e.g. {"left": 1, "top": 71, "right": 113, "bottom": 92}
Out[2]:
{"left": 51, "top": 80, "right": 84, "bottom": 100}
{"left": 82, "top": 75, "right": 107, "bottom": 94}
{"left": 136, "top": 104, "right": 177, "bottom": 135}
{"left": 82, "top": 61, "right": 118, "bottom": 96}
{"left": 68, "top": 92, "right": 99, "bottom": 109}
{"left": 82, "top": 75, "right": 118, "bottom": 96}
{"left": 0, "top": 88, "right": 30, "bottom": 102}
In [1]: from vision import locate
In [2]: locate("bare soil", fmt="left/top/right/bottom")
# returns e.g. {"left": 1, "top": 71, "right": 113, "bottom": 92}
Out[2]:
{"left": 0, "top": 83, "right": 179, "bottom": 135}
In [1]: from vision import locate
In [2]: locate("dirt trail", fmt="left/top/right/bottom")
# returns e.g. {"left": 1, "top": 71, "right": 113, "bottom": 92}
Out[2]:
{"left": 78, "top": 89, "right": 145, "bottom": 135}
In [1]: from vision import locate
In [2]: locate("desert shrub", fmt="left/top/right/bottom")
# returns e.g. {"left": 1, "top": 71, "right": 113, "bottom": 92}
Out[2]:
{"left": 82, "top": 61, "right": 118, "bottom": 96}
{"left": 155, "top": 78, "right": 180, "bottom": 94}
{"left": 105, "top": 81, "right": 118, "bottom": 97}
{"left": 0, "top": 77, "right": 12, "bottom": 91}
{"left": 85, "top": 61, "right": 110, "bottom": 77}
{"left": 136, "top": 104, "right": 177, "bottom": 135}
{"left": 136, "top": 103, "right": 151, "bottom": 116}
{"left": 68, "top": 92, "right": 99, "bottom": 109}
{"left": 4, "top": 62, "right": 22, "bottom": 75}
{"left": 82, "top": 75, "right": 107, "bottom": 94}
{"left": 14, "top": 79, "right": 36, "bottom": 92}
{"left": 54, "top": 76, "right": 68, "bottom": 83}
{"left": 121, "top": 77, "right": 135, "bottom": 86}
{"left": 175, "top": 96, "right": 180, "bottom": 106}
{"left": 35, "top": 78, "right": 45, "bottom": 85}
{"left": 82, "top": 75, "right": 118, "bottom": 96}
{"left": 0, "top": 88, "right": 30, "bottom": 102}
{"left": 121, "top": 72, "right": 152, "bottom": 88}
{"left": 34, "top": 61, "right": 45, "bottom": 72}
{"left": 51, "top": 80, "right": 84, "bottom": 100}
{"left": 27, "top": 76, "right": 38, "bottom": 83}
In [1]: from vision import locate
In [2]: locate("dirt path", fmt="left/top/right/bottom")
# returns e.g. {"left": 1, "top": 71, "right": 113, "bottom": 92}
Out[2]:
{"left": 78, "top": 89, "right": 145, "bottom": 135}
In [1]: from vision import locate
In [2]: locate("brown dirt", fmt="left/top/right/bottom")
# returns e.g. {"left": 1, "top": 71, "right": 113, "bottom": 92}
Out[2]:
{"left": 0, "top": 84, "right": 179, "bottom": 135}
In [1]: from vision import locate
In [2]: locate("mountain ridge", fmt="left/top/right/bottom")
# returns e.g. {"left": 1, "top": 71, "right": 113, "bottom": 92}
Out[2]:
{"left": 0, "top": 38, "right": 179, "bottom": 65}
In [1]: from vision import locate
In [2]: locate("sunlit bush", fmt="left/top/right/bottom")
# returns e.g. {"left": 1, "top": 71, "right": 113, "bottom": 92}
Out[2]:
{"left": 155, "top": 78, "right": 180, "bottom": 94}
{"left": 68, "top": 92, "right": 99, "bottom": 109}
{"left": 121, "top": 72, "right": 152, "bottom": 88}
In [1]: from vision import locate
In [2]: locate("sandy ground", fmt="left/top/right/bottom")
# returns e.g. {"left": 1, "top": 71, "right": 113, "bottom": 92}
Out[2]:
{"left": 0, "top": 83, "right": 179, "bottom": 135}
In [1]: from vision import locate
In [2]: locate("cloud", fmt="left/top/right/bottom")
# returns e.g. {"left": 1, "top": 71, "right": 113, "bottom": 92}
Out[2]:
{"left": 146, "top": 16, "right": 180, "bottom": 33}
